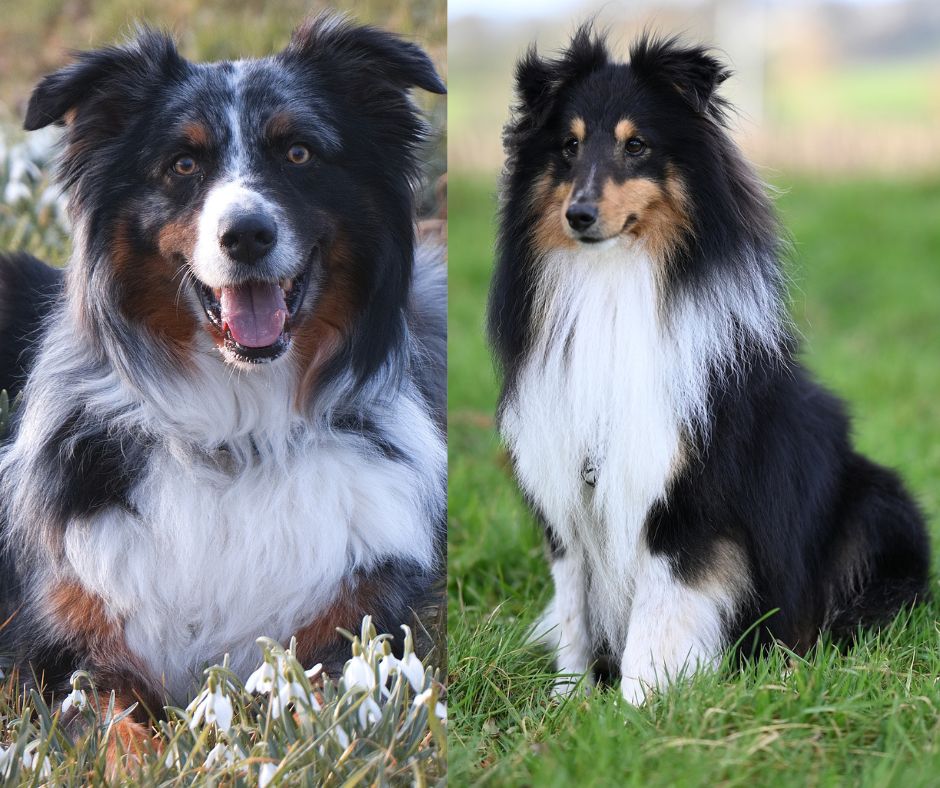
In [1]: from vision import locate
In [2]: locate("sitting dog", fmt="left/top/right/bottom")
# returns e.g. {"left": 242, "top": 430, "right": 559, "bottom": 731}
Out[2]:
{"left": 487, "top": 27, "right": 929, "bottom": 703}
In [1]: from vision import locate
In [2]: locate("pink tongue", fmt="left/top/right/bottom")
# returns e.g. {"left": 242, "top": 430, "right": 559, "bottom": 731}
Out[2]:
{"left": 219, "top": 282, "right": 287, "bottom": 348}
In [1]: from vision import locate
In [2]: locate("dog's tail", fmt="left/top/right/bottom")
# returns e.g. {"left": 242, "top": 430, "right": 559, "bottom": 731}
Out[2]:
{"left": 0, "top": 252, "right": 64, "bottom": 402}
{"left": 825, "top": 453, "right": 931, "bottom": 640}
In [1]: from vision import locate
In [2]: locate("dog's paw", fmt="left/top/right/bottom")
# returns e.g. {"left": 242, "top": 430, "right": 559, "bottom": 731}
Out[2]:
{"left": 620, "top": 674, "right": 653, "bottom": 706}
{"left": 551, "top": 672, "right": 593, "bottom": 699}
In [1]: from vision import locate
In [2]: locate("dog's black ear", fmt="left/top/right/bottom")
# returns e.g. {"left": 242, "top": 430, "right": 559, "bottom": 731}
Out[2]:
{"left": 287, "top": 14, "right": 445, "bottom": 95}
{"left": 514, "top": 23, "right": 607, "bottom": 119}
{"left": 24, "top": 28, "right": 182, "bottom": 131}
{"left": 629, "top": 35, "right": 731, "bottom": 118}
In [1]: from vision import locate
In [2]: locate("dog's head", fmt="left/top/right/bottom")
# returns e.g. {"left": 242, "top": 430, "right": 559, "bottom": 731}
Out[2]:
{"left": 506, "top": 27, "right": 739, "bottom": 262}
{"left": 27, "top": 16, "right": 444, "bottom": 381}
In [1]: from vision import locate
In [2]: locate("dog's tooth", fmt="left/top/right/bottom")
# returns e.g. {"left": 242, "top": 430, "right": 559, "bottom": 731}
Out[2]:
{"left": 282, "top": 278, "right": 293, "bottom": 292}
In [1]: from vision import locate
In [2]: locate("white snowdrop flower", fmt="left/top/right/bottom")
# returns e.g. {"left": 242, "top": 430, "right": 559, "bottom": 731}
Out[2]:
{"left": 164, "top": 746, "right": 182, "bottom": 770}
{"left": 0, "top": 746, "right": 14, "bottom": 779}
{"left": 188, "top": 683, "right": 234, "bottom": 733}
{"left": 398, "top": 652, "right": 426, "bottom": 693}
{"left": 378, "top": 652, "right": 398, "bottom": 689}
{"left": 258, "top": 762, "right": 278, "bottom": 787}
{"left": 4, "top": 180, "right": 31, "bottom": 205}
{"left": 342, "top": 653, "right": 376, "bottom": 692}
{"left": 413, "top": 688, "right": 447, "bottom": 721}
{"left": 272, "top": 678, "right": 311, "bottom": 720}
{"left": 204, "top": 742, "right": 241, "bottom": 768}
{"left": 37, "top": 185, "right": 63, "bottom": 211}
{"left": 357, "top": 696, "right": 383, "bottom": 728}
{"left": 61, "top": 685, "right": 87, "bottom": 714}
{"left": 24, "top": 127, "right": 59, "bottom": 161}
{"left": 332, "top": 723, "right": 350, "bottom": 749}
{"left": 304, "top": 663, "right": 323, "bottom": 680}
{"left": 245, "top": 661, "right": 277, "bottom": 695}
{"left": 21, "top": 741, "right": 51, "bottom": 777}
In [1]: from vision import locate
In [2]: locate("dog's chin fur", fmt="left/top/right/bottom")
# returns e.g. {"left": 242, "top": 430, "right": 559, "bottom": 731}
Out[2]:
{"left": 490, "top": 27, "right": 929, "bottom": 703}
{"left": 0, "top": 15, "right": 446, "bottom": 710}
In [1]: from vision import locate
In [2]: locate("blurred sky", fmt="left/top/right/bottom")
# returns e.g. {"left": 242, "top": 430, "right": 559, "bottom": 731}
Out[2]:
{"left": 450, "top": 0, "right": 905, "bottom": 20}
{"left": 448, "top": 0, "right": 940, "bottom": 173}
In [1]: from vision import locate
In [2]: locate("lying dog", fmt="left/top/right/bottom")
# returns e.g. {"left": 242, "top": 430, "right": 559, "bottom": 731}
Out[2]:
{"left": 0, "top": 14, "right": 446, "bottom": 737}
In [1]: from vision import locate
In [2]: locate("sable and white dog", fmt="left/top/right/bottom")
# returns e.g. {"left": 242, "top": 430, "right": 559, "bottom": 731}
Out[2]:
{"left": 488, "top": 28, "right": 929, "bottom": 703}
{"left": 0, "top": 14, "right": 446, "bottom": 732}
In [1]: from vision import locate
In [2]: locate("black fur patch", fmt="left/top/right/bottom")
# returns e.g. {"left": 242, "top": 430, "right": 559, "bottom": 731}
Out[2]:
{"left": 0, "top": 253, "right": 64, "bottom": 400}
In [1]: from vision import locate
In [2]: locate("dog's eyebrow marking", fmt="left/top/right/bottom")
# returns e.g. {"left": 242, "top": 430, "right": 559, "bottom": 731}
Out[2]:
{"left": 265, "top": 111, "right": 297, "bottom": 140}
{"left": 615, "top": 119, "right": 638, "bottom": 142}
{"left": 570, "top": 117, "right": 586, "bottom": 141}
{"left": 180, "top": 121, "right": 212, "bottom": 149}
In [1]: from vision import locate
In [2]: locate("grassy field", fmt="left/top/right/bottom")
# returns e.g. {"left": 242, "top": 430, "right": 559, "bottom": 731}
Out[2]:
{"left": 447, "top": 174, "right": 940, "bottom": 786}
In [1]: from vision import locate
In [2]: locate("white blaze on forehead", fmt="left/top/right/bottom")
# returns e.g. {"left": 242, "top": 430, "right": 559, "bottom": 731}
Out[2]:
{"left": 227, "top": 59, "right": 250, "bottom": 175}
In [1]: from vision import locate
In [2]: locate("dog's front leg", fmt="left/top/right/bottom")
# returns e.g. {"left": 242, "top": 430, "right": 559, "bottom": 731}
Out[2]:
{"left": 619, "top": 551, "right": 726, "bottom": 705}
{"left": 536, "top": 551, "right": 595, "bottom": 696}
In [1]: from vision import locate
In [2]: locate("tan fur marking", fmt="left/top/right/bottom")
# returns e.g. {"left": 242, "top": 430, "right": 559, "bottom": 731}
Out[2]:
{"left": 531, "top": 173, "right": 578, "bottom": 254}
{"left": 597, "top": 173, "right": 690, "bottom": 261}
{"left": 570, "top": 117, "right": 586, "bottom": 141}
{"left": 696, "top": 540, "right": 751, "bottom": 599}
{"left": 266, "top": 111, "right": 297, "bottom": 140}
{"left": 291, "top": 574, "right": 386, "bottom": 669}
{"left": 180, "top": 122, "right": 211, "bottom": 149}
{"left": 293, "top": 231, "right": 360, "bottom": 408}
{"left": 614, "top": 119, "right": 637, "bottom": 143}
{"left": 49, "top": 582, "right": 118, "bottom": 648}
{"left": 48, "top": 582, "right": 163, "bottom": 717}
{"left": 103, "top": 694, "right": 159, "bottom": 780}
{"left": 111, "top": 220, "right": 198, "bottom": 351}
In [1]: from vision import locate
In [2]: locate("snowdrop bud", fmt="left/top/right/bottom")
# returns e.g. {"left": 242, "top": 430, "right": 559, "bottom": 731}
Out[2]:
{"left": 259, "top": 762, "right": 278, "bottom": 787}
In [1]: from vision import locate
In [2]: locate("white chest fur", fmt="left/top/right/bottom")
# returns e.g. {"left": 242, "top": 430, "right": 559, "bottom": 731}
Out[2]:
{"left": 500, "top": 246, "right": 687, "bottom": 641}
{"left": 58, "top": 356, "right": 443, "bottom": 701}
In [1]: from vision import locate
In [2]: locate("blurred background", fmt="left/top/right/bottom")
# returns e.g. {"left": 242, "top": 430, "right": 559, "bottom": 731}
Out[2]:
{"left": 0, "top": 0, "right": 446, "bottom": 261}
{"left": 450, "top": 0, "right": 940, "bottom": 173}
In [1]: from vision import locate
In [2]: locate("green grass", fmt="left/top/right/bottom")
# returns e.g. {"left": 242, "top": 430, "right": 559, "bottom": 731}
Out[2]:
{"left": 447, "top": 174, "right": 940, "bottom": 785}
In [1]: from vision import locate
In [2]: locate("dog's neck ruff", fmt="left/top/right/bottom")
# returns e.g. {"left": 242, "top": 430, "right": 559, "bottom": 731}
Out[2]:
{"left": 498, "top": 241, "right": 781, "bottom": 643}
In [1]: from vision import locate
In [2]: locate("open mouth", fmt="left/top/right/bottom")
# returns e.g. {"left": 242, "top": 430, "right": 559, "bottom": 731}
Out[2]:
{"left": 196, "top": 259, "right": 312, "bottom": 363}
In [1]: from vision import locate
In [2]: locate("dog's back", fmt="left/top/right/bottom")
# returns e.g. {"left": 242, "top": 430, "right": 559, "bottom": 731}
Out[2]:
{"left": 0, "top": 253, "right": 63, "bottom": 401}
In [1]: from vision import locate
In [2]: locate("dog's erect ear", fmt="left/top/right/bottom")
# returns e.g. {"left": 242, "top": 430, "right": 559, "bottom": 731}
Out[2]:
{"left": 629, "top": 35, "right": 731, "bottom": 118}
{"left": 24, "top": 28, "right": 182, "bottom": 131}
{"left": 286, "top": 14, "right": 445, "bottom": 95}
{"left": 513, "top": 23, "right": 607, "bottom": 121}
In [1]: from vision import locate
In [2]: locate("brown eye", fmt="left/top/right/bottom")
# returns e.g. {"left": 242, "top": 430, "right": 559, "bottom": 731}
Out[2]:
{"left": 625, "top": 137, "right": 646, "bottom": 156}
{"left": 173, "top": 155, "right": 199, "bottom": 176}
{"left": 562, "top": 137, "right": 579, "bottom": 159}
{"left": 287, "top": 144, "right": 312, "bottom": 165}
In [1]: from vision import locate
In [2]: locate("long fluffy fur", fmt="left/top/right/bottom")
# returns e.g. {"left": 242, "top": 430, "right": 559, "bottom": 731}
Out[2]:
{"left": 0, "top": 16, "right": 446, "bottom": 710}
{"left": 489, "top": 27, "right": 929, "bottom": 703}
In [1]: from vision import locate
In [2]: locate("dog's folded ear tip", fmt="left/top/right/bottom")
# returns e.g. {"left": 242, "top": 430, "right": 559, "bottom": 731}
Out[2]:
{"left": 425, "top": 78, "right": 447, "bottom": 95}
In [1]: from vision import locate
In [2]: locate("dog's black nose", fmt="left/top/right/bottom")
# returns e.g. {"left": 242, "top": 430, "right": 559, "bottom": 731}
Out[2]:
{"left": 219, "top": 213, "right": 277, "bottom": 264}
{"left": 565, "top": 203, "right": 598, "bottom": 232}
